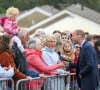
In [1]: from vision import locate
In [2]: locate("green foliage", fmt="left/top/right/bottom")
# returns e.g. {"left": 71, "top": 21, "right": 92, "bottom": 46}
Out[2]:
{"left": 0, "top": 7, "right": 6, "bottom": 13}
{"left": 0, "top": 0, "right": 100, "bottom": 13}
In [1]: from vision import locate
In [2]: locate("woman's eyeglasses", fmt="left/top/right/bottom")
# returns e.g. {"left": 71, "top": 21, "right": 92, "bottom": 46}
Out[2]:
{"left": 75, "top": 46, "right": 80, "bottom": 49}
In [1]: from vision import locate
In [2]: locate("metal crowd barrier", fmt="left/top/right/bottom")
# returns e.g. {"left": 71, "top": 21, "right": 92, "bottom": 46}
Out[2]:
{"left": 16, "top": 73, "right": 80, "bottom": 90}
{"left": 69, "top": 73, "right": 81, "bottom": 90}
{"left": 16, "top": 76, "right": 44, "bottom": 90}
{"left": 0, "top": 78, "right": 14, "bottom": 90}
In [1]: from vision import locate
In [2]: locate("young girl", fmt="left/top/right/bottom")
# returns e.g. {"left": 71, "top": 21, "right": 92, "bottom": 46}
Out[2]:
{"left": 61, "top": 40, "right": 75, "bottom": 90}
{"left": 0, "top": 7, "right": 19, "bottom": 35}
{"left": 0, "top": 7, "right": 25, "bottom": 53}
{"left": 61, "top": 40, "right": 75, "bottom": 62}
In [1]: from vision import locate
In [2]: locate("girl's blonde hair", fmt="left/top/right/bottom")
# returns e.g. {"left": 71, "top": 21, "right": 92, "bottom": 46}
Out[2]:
{"left": 63, "top": 40, "right": 73, "bottom": 50}
{"left": 6, "top": 7, "right": 19, "bottom": 18}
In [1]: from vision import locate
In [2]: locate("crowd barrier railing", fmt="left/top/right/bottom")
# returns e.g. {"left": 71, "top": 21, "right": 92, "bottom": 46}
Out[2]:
{"left": 69, "top": 73, "right": 81, "bottom": 90}
{"left": 0, "top": 78, "right": 14, "bottom": 90}
{"left": 16, "top": 73, "right": 80, "bottom": 90}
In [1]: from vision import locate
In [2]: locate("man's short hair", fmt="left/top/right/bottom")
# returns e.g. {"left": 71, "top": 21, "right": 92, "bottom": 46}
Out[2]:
{"left": 75, "top": 29, "right": 85, "bottom": 38}
{"left": 86, "top": 35, "right": 93, "bottom": 41}
{"left": 61, "top": 32, "right": 67, "bottom": 36}
{"left": 53, "top": 30, "right": 61, "bottom": 34}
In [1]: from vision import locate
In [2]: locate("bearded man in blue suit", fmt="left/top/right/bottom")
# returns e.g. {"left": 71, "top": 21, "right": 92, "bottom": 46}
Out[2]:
{"left": 69, "top": 30, "right": 99, "bottom": 90}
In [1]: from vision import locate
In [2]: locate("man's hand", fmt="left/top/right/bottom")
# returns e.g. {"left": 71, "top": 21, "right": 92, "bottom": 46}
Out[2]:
{"left": 98, "top": 64, "right": 100, "bottom": 70}
{"left": 79, "top": 74, "right": 82, "bottom": 79}
{"left": 61, "top": 61, "right": 69, "bottom": 67}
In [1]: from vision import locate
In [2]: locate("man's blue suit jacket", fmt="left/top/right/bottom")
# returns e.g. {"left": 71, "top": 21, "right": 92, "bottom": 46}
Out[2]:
{"left": 69, "top": 41, "right": 99, "bottom": 90}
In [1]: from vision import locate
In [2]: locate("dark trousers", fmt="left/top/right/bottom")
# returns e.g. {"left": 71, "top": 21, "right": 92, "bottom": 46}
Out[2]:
{"left": 82, "top": 88, "right": 97, "bottom": 90}
{"left": 85, "top": 88, "right": 97, "bottom": 90}
{"left": 86, "top": 88, "right": 96, "bottom": 90}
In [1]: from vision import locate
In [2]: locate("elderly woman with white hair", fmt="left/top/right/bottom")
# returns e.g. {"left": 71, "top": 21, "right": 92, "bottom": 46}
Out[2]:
{"left": 25, "top": 37, "right": 67, "bottom": 89}
{"left": 42, "top": 35, "right": 69, "bottom": 90}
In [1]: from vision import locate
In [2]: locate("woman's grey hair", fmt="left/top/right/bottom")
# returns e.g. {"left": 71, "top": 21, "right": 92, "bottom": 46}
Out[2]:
{"left": 45, "top": 34, "right": 56, "bottom": 42}
{"left": 27, "top": 38, "right": 41, "bottom": 49}
{"left": 17, "top": 30, "right": 27, "bottom": 38}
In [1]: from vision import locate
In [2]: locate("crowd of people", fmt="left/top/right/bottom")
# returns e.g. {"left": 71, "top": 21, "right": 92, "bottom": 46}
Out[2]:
{"left": 0, "top": 6, "right": 100, "bottom": 90}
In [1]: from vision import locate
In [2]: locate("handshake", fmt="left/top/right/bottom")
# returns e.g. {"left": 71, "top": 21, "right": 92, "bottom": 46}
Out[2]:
{"left": 59, "top": 61, "right": 69, "bottom": 68}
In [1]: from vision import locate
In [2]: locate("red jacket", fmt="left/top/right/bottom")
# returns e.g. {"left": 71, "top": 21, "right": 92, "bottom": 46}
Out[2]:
{"left": 25, "top": 49, "right": 61, "bottom": 75}
{"left": 25, "top": 48, "right": 61, "bottom": 89}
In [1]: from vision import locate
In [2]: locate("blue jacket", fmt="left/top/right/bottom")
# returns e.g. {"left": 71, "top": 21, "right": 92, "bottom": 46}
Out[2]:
{"left": 69, "top": 41, "right": 99, "bottom": 90}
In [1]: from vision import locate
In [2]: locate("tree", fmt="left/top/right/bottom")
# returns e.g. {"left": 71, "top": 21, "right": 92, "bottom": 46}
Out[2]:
{"left": 0, "top": 0, "right": 100, "bottom": 13}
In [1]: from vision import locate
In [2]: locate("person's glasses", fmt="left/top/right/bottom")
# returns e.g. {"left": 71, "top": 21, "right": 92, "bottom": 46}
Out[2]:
{"left": 75, "top": 46, "right": 80, "bottom": 49}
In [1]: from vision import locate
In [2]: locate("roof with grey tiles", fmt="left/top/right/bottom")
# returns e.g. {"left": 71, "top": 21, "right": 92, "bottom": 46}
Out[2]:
{"left": 65, "top": 4, "right": 100, "bottom": 24}
{"left": 40, "top": 5, "right": 60, "bottom": 14}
